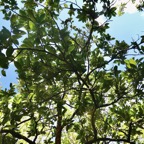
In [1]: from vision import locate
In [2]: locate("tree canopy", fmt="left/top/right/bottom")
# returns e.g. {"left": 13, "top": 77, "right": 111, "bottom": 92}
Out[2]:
{"left": 0, "top": 0, "right": 144, "bottom": 143}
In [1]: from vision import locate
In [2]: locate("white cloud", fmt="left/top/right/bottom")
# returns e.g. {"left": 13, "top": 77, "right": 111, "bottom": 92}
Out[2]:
{"left": 115, "top": 0, "right": 142, "bottom": 14}
{"left": 124, "top": 2, "right": 138, "bottom": 14}
{"left": 96, "top": 15, "right": 106, "bottom": 25}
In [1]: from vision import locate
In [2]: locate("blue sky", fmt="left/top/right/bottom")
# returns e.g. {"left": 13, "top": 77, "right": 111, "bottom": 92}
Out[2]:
{"left": 0, "top": 1, "right": 144, "bottom": 89}
{"left": 109, "top": 12, "right": 144, "bottom": 43}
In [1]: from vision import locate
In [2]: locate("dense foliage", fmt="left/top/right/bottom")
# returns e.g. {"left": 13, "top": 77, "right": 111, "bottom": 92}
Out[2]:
{"left": 0, "top": 0, "right": 144, "bottom": 143}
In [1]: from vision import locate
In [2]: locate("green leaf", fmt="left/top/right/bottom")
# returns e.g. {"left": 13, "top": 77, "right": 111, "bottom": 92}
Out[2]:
{"left": 0, "top": 27, "right": 11, "bottom": 41}
{"left": 67, "top": 45, "right": 75, "bottom": 54}
{"left": 48, "top": 46, "right": 56, "bottom": 53}
{"left": 64, "top": 3, "right": 68, "bottom": 8}
{"left": 6, "top": 47, "right": 14, "bottom": 57}
{"left": 13, "top": 29, "right": 26, "bottom": 35}
{"left": 5, "top": 125, "right": 16, "bottom": 129}
{"left": 14, "top": 61, "right": 22, "bottom": 69}
{"left": 0, "top": 1, "right": 143, "bottom": 142}
{"left": 27, "top": 9, "right": 36, "bottom": 22}
{"left": 38, "top": 13, "right": 45, "bottom": 24}
{"left": 29, "top": 21, "right": 36, "bottom": 30}
{"left": 68, "top": 4, "right": 75, "bottom": 16}
{"left": 21, "top": 37, "right": 34, "bottom": 48}
{"left": 0, "top": 53, "right": 8, "bottom": 69}
{"left": 129, "top": 58, "right": 137, "bottom": 66}
{"left": 124, "top": 58, "right": 137, "bottom": 69}
{"left": 10, "top": 14, "right": 17, "bottom": 23}
{"left": 1, "top": 69, "right": 6, "bottom": 77}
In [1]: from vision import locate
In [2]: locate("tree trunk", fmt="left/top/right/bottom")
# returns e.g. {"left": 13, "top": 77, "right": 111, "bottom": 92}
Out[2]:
{"left": 55, "top": 104, "right": 62, "bottom": 144}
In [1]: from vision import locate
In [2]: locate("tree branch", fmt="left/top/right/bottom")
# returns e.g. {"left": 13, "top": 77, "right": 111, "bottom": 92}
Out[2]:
{"left": 14, "top": 47, "right": 62, "bottom": 61}
{"left": 91, "top": 108, "right": 97, "bottom": 139}
{"left": 97, "top": 95, "right": 123, "bottom": 108}
{"left": 85, "top": 137, "right": 135, "bottom": 144}
{"left": 1, "top": 129, "right": 35, "bottom": 144}
{"left": 127, "top": 121, "right": 132, "bottom": 141}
